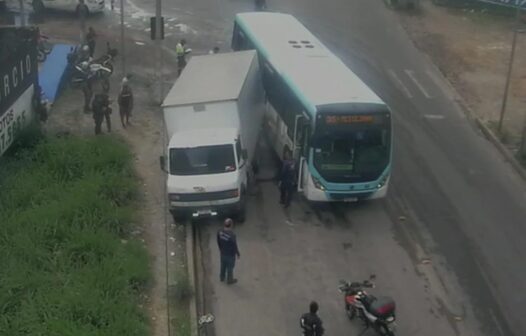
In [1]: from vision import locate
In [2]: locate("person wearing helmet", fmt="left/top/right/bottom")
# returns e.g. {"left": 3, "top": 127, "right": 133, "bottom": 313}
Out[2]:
{"left": 300, "top": 301, "right": 324, "bottom": 336}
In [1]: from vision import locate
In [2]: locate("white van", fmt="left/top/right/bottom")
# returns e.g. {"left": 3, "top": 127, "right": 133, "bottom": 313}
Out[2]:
{"left": 32, "top": 0, "right": 104, "bottom": 14}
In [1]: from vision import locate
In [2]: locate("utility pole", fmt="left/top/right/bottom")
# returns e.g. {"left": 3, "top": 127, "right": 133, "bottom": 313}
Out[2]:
{"left": 120, "top": 0, "right": 126, "bottom": 77}
{"left": 155, "top": 0, "right": 163, "bottom": 103}
{"left": 79, "top": 0, "right": 88, "bottom": 43}
{"left": 18, "top": 0, "right": 26, "bottom": 26}
{"left": 498, "top": 4, "right": 521, "bottom": 134}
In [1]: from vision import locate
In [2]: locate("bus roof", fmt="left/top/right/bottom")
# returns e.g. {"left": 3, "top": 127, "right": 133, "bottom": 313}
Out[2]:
{"left": 162, "top": 50, "right": 256, "bottom": 107}
{"left": 235, "top": 12, "right": 385, "bottom": 115}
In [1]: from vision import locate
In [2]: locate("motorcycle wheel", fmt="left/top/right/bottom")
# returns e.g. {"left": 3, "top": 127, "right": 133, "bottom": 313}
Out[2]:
{"left": 345, "top": 304, "right": 357, "bottom": 320}
{"left": 376, "top": 323, "right": 394, "bottom": 336}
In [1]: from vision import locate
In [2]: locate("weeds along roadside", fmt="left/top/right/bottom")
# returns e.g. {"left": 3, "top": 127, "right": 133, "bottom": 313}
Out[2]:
{"left": 0, "top": 131, "right": 151, "bottom": 336}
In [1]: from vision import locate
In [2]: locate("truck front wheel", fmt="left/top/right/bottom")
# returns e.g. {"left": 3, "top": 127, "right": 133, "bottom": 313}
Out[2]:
{"left": 170, "top": 210, "right": 186, "bottom": 224}
{"left": 235, "top": 191, "right": 247, "bottom": 223}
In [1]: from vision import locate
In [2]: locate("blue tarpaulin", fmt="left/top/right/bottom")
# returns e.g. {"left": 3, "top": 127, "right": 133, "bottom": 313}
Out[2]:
{"left": 38, "top": 44, "right": 73, "bottom": 103}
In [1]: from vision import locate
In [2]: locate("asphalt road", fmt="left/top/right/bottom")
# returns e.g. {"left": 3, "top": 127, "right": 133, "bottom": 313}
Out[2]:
{"left": 11, "top": 0, "right": 525, "bottom": 334}
{"left": 133, "top": 0, "right": 526, "bottom": 335}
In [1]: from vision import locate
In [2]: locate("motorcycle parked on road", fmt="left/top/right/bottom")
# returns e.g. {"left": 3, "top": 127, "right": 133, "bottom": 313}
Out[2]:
{"left": 338, "top": 277, "right": 396, "bottom": 336}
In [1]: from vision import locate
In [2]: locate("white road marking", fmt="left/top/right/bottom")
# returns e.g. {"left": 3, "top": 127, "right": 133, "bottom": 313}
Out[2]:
{"left": 423, "top": 114, "right": 445, "bottom": 120}
{"left": 388, "top": 69, "right": 413, "bottom": 99}
{"left": 405, "top": 69, "right": 433, "bottom": 99}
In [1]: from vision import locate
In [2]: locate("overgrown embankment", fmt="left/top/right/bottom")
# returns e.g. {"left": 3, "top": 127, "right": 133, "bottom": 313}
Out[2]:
{"left": 0, "top": 135, "right": 150, "bottom": 336}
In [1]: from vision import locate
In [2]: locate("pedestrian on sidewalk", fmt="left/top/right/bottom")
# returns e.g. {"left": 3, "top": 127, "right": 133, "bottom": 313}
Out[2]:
{"left": 300, "top": 301, "right": 325, "bottom": 336}
{"left": 118, "top": 77, "right": 134, "bottom": 128}
{"left": 92, "top": 92, "right": 112, "bottom": 134}
{"left": 86, "top": 26, "right": 97, "bottom": 57}
{"left": 217, "top": 218, "right": 240, "bottom": 285}
{"left": 279, "top": 149, "right": 296, "bottom": 208}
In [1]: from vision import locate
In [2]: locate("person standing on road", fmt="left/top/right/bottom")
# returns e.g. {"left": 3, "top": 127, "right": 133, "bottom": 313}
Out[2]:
{"left": 118, "top": 77, "right": 134, "bottom": 128}
{"left": 176, "top": 39, "right": 188, "bottom": 76}
{"left": 300, "top": 301, "right": 325, "bottom": 336}
{"left": 217, "top": 218, "right": 240, "bottom": 285}
{"left": 86, "top": 27, "right": 97, "bottom": 57}
{"left": 92, "top": 92, "right": 112, "bottom": 134}
{"left": 279, "top": 149, "right": 296, "bottom": 208}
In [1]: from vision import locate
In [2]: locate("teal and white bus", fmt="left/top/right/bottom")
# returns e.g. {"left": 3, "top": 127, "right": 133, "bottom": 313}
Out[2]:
{"left": 232, "top": 12, "right": 392, "bottom": 202}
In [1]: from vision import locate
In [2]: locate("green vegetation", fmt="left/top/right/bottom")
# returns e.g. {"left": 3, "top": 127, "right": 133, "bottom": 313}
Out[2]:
{"left": 0, "top": 135, "right": 150, "bottom": 336}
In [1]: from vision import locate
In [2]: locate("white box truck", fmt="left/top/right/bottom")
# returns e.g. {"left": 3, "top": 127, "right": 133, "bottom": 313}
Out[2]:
{"left": 160, "top": 50, "right": 264, "bottom": 222}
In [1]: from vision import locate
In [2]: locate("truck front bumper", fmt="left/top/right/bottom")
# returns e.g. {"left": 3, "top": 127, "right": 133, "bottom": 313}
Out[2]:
{"left": 169, "top": 198, "right": 242, "bottom": 219}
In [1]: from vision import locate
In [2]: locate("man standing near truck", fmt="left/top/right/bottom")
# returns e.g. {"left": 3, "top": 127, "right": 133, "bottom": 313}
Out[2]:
{"left": 217, "top": 218, "right": 241, "bottom": 285}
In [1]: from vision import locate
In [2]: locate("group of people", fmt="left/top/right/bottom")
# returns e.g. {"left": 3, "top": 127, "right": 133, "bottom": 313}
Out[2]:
{"left": 89, "top": 77, "right": 134, "bottom": 135}
{"left": 74, "top": 27, "right": 134, "bottom": 135}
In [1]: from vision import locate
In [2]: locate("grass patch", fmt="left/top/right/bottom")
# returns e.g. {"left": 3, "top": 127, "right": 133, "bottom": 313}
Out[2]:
{"left": 0, "top": 135, "right": 150, "bottom": 336}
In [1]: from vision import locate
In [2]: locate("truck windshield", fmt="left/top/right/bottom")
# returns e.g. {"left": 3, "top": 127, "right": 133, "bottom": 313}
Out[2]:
{"left": 170, "top": 144, "right": 236, "bottom": 176}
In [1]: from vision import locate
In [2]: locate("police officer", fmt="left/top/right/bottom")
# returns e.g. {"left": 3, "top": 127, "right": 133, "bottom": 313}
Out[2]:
{"left": 92, "top": 92, "right": 112, "bottom": 134}
{"left": 176, "top": 39, "right": 188, "bottom": 76}
{"left": 300, "top": 301, "right": 324, "bottom": 336}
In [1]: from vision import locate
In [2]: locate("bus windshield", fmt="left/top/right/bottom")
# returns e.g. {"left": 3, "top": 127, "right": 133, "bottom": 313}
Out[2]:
{"left": 312, "top": 114, "right": 391, "bottom": 183}
{"left": 170, "top": 144, "right": 236, "bottom": 176}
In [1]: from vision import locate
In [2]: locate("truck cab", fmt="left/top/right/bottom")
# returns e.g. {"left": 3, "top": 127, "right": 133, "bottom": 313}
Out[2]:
{"left": 162, "top": 128, "right": 248, "bottom": 222}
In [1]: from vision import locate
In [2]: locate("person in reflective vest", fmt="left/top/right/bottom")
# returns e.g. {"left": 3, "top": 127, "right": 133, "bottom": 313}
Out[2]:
{"left": 176, "top": 39, "right": 188, "bottom": 76}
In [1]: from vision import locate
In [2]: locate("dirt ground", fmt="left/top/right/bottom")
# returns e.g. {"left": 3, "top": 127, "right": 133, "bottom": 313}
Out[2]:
{"left": 398, "top": 1, "right": 526, "bottom": 148}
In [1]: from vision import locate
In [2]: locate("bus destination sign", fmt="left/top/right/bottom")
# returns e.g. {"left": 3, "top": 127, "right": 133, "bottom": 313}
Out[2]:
{"left": 324, "top": 115, "right": 375, "bottom": 125}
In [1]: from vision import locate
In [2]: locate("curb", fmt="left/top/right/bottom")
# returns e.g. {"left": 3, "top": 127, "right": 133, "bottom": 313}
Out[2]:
{"left": 186, "top": 224, "right": 198, "bottom": 336}
{"left": 475, "top": 119, "right": 526, "bottom": 181}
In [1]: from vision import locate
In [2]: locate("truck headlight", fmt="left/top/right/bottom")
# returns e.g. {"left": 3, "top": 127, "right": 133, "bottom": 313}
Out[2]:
{"left": 229, "top": 189, "right": 239, "bottom": 198}
{"left": 169, "top": 194, "right": 181, "bottom": 201}
{"left": 311, "top": 176, "right": 325, "bottom": 190}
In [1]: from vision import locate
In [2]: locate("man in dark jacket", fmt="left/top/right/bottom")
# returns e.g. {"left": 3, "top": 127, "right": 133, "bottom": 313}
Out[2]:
{"left": 217, "top": 218, "right": 240, "bottom": 284}
{"left": 279, "top": 149, "right": 296, "bottom": 207}
{"left": 300, "top": 301, "right": 324, "bottom": 336}
{"left": 92, "top": 92, "right": 112, "bottom": 134}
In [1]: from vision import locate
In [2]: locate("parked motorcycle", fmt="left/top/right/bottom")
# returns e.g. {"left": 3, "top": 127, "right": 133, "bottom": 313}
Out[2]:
{"left": 69, "top": 43, "right": 117, "bottom": 89}
{"left": 338, "top": 277, "right": 396, "bottom": 336}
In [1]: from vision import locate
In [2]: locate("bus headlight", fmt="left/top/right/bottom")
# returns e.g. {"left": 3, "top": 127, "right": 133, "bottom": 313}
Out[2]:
{"left": 312, "top": 176, "right": 325, "bottom": 190}
{"left": 377, "top": 175, "right": 389, "bottom": 189}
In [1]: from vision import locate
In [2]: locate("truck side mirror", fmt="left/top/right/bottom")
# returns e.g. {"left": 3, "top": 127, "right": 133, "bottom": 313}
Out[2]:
{"left": 160, "top": 155, "right": 166, "bottom": 172}
{"left": 241, "top": 149, "right": 248, "bottom": 160}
